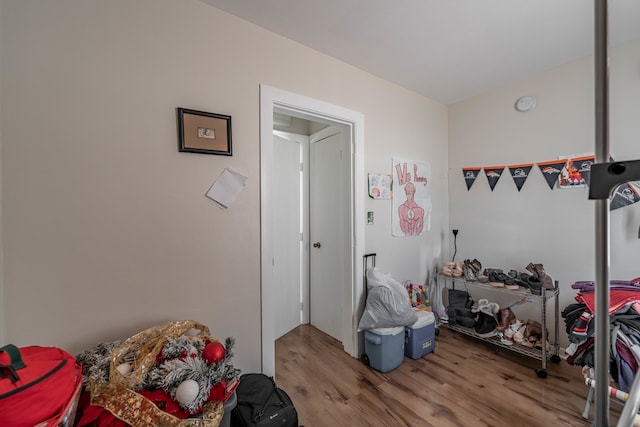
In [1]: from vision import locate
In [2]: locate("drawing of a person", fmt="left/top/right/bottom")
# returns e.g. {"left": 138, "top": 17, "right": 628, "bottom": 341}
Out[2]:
{"left": 398, "top": 182, "right": 424, "bottom": 236}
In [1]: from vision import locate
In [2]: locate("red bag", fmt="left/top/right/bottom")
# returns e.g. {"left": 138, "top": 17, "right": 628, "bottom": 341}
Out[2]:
{"left": 0, "top": 344, "right": 82, "bottom": 427}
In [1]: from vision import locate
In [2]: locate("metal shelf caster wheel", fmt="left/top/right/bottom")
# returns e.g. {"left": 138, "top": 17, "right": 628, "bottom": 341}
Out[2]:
{"left": 550, "top": 355, "right": 561, "bottom": 364}
{"left": 360, "top": 353, "right": 370, "bottom": 367}
{"left": 535, "top": 368, "right": 548, "bottom": 379}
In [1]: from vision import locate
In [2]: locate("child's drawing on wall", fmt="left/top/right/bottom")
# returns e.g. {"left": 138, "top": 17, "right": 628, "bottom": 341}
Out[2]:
{"left": 392, "top": 158, "right": 431, "bottom": 237}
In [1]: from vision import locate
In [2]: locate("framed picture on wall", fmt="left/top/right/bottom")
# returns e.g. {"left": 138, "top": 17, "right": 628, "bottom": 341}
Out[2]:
{"left": 177, "top": 107, "right": 232, "bottom": 156}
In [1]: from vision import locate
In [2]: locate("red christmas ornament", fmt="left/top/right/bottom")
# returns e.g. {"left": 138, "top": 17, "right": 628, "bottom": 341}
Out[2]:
{"left": 207, "top": 380, "right": 227, "bottom": 402}
{"left": 202, "top": 342, "right": 226, "bottom": 364}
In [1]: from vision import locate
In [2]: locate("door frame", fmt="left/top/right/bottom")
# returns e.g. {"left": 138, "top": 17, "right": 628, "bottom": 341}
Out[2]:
{"left": 260, "top": 84, "right": 365, "bottom": 376}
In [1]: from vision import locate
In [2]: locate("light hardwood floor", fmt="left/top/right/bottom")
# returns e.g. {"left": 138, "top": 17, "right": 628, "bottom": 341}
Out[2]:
{"left": 275, "top": 324, "right": 622, "bottom": 427}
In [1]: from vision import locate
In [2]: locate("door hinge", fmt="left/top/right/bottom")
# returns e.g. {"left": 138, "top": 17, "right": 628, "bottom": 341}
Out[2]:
{"left": 300, "top": 162, "right": 304, "bottom": 172}
{"left": 300, "top": 232, "right": 304, "bottom": 241}
{"left": 300, "top": 302, "right": 304, "bottom": 311}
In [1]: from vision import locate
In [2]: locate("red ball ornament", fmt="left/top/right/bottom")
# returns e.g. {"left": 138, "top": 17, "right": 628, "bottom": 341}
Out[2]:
{"left": 207, "top": 380, "right": 227, "bottom": 402}
{"left": 202, "top": 342, "right": 226, "bottom": 364}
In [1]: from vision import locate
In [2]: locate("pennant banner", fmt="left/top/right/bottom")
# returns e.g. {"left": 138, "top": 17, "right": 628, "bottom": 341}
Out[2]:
{"left": 537, "top": 160, "right": 566, "bottom": 190}
{"left": 610, "top": 182, "right": 640, "bottom": 211}
{"left": 508, "top": 164, "right": 533, "bottom": 192}
{"left": 462, "top": 167, "right": 481, "bottom": 191}
{"left": 483, "top": 166, "right": 505, "bottom": 191}
{"left": 559, "top": 155, "right": 595, "bottom": 188}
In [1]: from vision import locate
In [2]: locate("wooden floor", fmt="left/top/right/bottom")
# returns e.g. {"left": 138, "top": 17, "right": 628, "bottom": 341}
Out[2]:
{"left": 275, "top": 324, "right": 622, "bottom": 427}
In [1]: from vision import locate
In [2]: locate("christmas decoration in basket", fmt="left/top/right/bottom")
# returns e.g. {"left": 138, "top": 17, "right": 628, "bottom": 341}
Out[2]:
{"left": 77, "top": 320, "right": 240, "bottom": 427}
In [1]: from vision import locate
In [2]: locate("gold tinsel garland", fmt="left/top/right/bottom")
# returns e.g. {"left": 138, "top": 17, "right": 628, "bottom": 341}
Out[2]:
{"left": 88, "top": 320, "right": 229, "bottom": 427}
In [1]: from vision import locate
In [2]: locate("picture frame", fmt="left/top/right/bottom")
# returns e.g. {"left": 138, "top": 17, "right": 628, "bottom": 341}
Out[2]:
{"left": 177, "top": 107, "right": 232, "bottom": 156}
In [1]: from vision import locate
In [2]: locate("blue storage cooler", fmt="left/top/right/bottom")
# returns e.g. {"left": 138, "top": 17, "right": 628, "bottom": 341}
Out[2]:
{"left": 404, "top": 311, "right": 436, "bottom": 359}
{"left": 364, "top": 326, "right": 405, "bottom": 372}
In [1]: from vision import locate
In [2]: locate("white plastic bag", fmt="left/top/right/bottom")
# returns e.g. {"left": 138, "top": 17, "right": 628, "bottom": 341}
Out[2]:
{"left": 357, "top": 267, "right": 418, "bottom": 331}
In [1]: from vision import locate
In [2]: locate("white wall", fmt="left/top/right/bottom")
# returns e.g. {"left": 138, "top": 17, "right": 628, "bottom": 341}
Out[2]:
{"left": 0, "top": 0, "right": 448, "bottom": 372}
{"left": 449, "top": 39, "right": 640, "bottom": 346}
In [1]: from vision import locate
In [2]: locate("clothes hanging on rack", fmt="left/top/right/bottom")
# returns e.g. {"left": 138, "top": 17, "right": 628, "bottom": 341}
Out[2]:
{"left": 563, "top": 279, "right": 640, "bottom": 394}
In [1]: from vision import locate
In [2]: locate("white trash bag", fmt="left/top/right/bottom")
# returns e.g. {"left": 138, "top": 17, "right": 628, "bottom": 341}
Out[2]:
{"left": 357, "top": 267, "right": 418, "bottom": 331}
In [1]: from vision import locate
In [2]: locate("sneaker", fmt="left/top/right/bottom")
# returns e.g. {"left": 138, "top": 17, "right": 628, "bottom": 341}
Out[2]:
{"left": 499, "top": 333, "right": 514, "bottom": 346}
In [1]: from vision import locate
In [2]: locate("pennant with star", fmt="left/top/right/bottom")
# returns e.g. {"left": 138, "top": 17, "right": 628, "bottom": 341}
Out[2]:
{"left": 537, "top": 160, "right": 566, "bottom": 190}
{"left": 483, "top": 166, "right": 505, "bottom": 191}
{"left": 508, "top": 163, "right": 534, "bottom": 192}
{"left": 610, "top": 182, "right": 640, "bottom": 211}
{"left": 462, "top": 167, "right": 481, "bottom": 191}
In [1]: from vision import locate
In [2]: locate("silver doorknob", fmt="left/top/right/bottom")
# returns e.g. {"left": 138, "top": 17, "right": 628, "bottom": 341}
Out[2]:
{"left": 313, "top": 242, "right": 321, "bottom": 248}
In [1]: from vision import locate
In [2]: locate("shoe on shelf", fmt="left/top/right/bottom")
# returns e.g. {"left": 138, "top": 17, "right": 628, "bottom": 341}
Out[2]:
{"left": 503, "top": 327, "right": 516, "bottom": 342}
{"left": 463, "top": 259, "right": 477, "bottom": 281}
{"left": 521, "top": 338, "right": 534, "bottom": 348}
{"left": 443, "top": 262, "right": 455, "bottom": 277}
{"left": 477, "top": 329, "right": 498, "bottom": 338}
{"left": 496, "top": 307, "right": 516, "bottom": 331}
{"left": 526, "top": 262, "right": 554, "bottom": 289}
{"left": 503, "top": 275, "right": 519, "bottom": 290}
{"left": 522, "top": 274, "right": 542, "bottom": 295}
{"left": 488, "top": 270, "right": 507, "bottom": 288}
{"left": 483, "top": 268, "right": 503, "bottom": 277}
{"left": 452, "top": 262, "right": 464, "bottom": 278}
{"left": 471, "top": 258, "right": 482, "bottom": 273}
{"left": 499, "top": 332, "right": 514, "bottom": 346}
{"left": 513, "top": 324, "right": 526, "bottom": 344}
{"left": 472, "top": 300, "right": 499, "bottom": 336}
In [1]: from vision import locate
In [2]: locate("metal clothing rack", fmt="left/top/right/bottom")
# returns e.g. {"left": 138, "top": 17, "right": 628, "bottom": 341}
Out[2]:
{"left": 590, "top": 1, "right": 640, "bottom": 425}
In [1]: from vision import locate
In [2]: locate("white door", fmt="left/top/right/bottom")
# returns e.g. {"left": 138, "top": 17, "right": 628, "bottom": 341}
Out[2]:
{"left": 309, "top": 126, "right": 349, "bottom": 342}
{"left": 260, "top": 85, "right": 365, "bottom": 376}
{"left": 272, "top": 132, "right": 305, "bottom": 339}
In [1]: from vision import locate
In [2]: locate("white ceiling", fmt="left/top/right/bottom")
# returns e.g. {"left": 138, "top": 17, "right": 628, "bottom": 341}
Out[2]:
{"left": 199, "top": 0, "right": 640, "bottom": 105}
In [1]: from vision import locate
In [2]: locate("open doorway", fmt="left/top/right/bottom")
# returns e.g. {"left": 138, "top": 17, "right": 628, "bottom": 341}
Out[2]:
{"left": 260, "top": 85, "right": 365, "bottom": 376}
{"left": 272, "top": 119, "right": 351, "bottom": 345}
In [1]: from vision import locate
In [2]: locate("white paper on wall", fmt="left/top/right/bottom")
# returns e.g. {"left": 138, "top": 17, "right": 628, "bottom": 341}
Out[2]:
{"left": 206, "top": 168, "right": 248, "bottom": 208}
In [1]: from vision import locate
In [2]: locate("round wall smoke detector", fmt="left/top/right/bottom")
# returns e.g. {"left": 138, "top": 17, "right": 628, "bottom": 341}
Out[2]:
{"left": 515, "top": 96, "right": 536, "bottom": 112}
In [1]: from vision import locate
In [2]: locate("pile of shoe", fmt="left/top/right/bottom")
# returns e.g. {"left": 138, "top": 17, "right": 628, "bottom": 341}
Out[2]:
{"left": 442, "top": 261, "right": 463, "bottom": 278}
{"left": 521, "top": 320, "right": 550, "bottom": 350}
{"left": 480, "top": 264, "right": 554, "bottom": 296}
{"left": 468, "top": 301, "right": 552, "bottom": 350}
{"left": 484, "top": 269, "right": 521, "bottom": 290}
{"left": 462, "top": 259, "right": 488, "bottom": 282}
{"left": 502, "top": 318, "right": 549, "bottom": 350}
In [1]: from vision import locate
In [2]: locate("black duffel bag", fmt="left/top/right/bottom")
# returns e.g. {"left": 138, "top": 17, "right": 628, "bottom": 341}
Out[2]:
{"left": 231, "top": 373, "right": 300, "bottom": 427}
